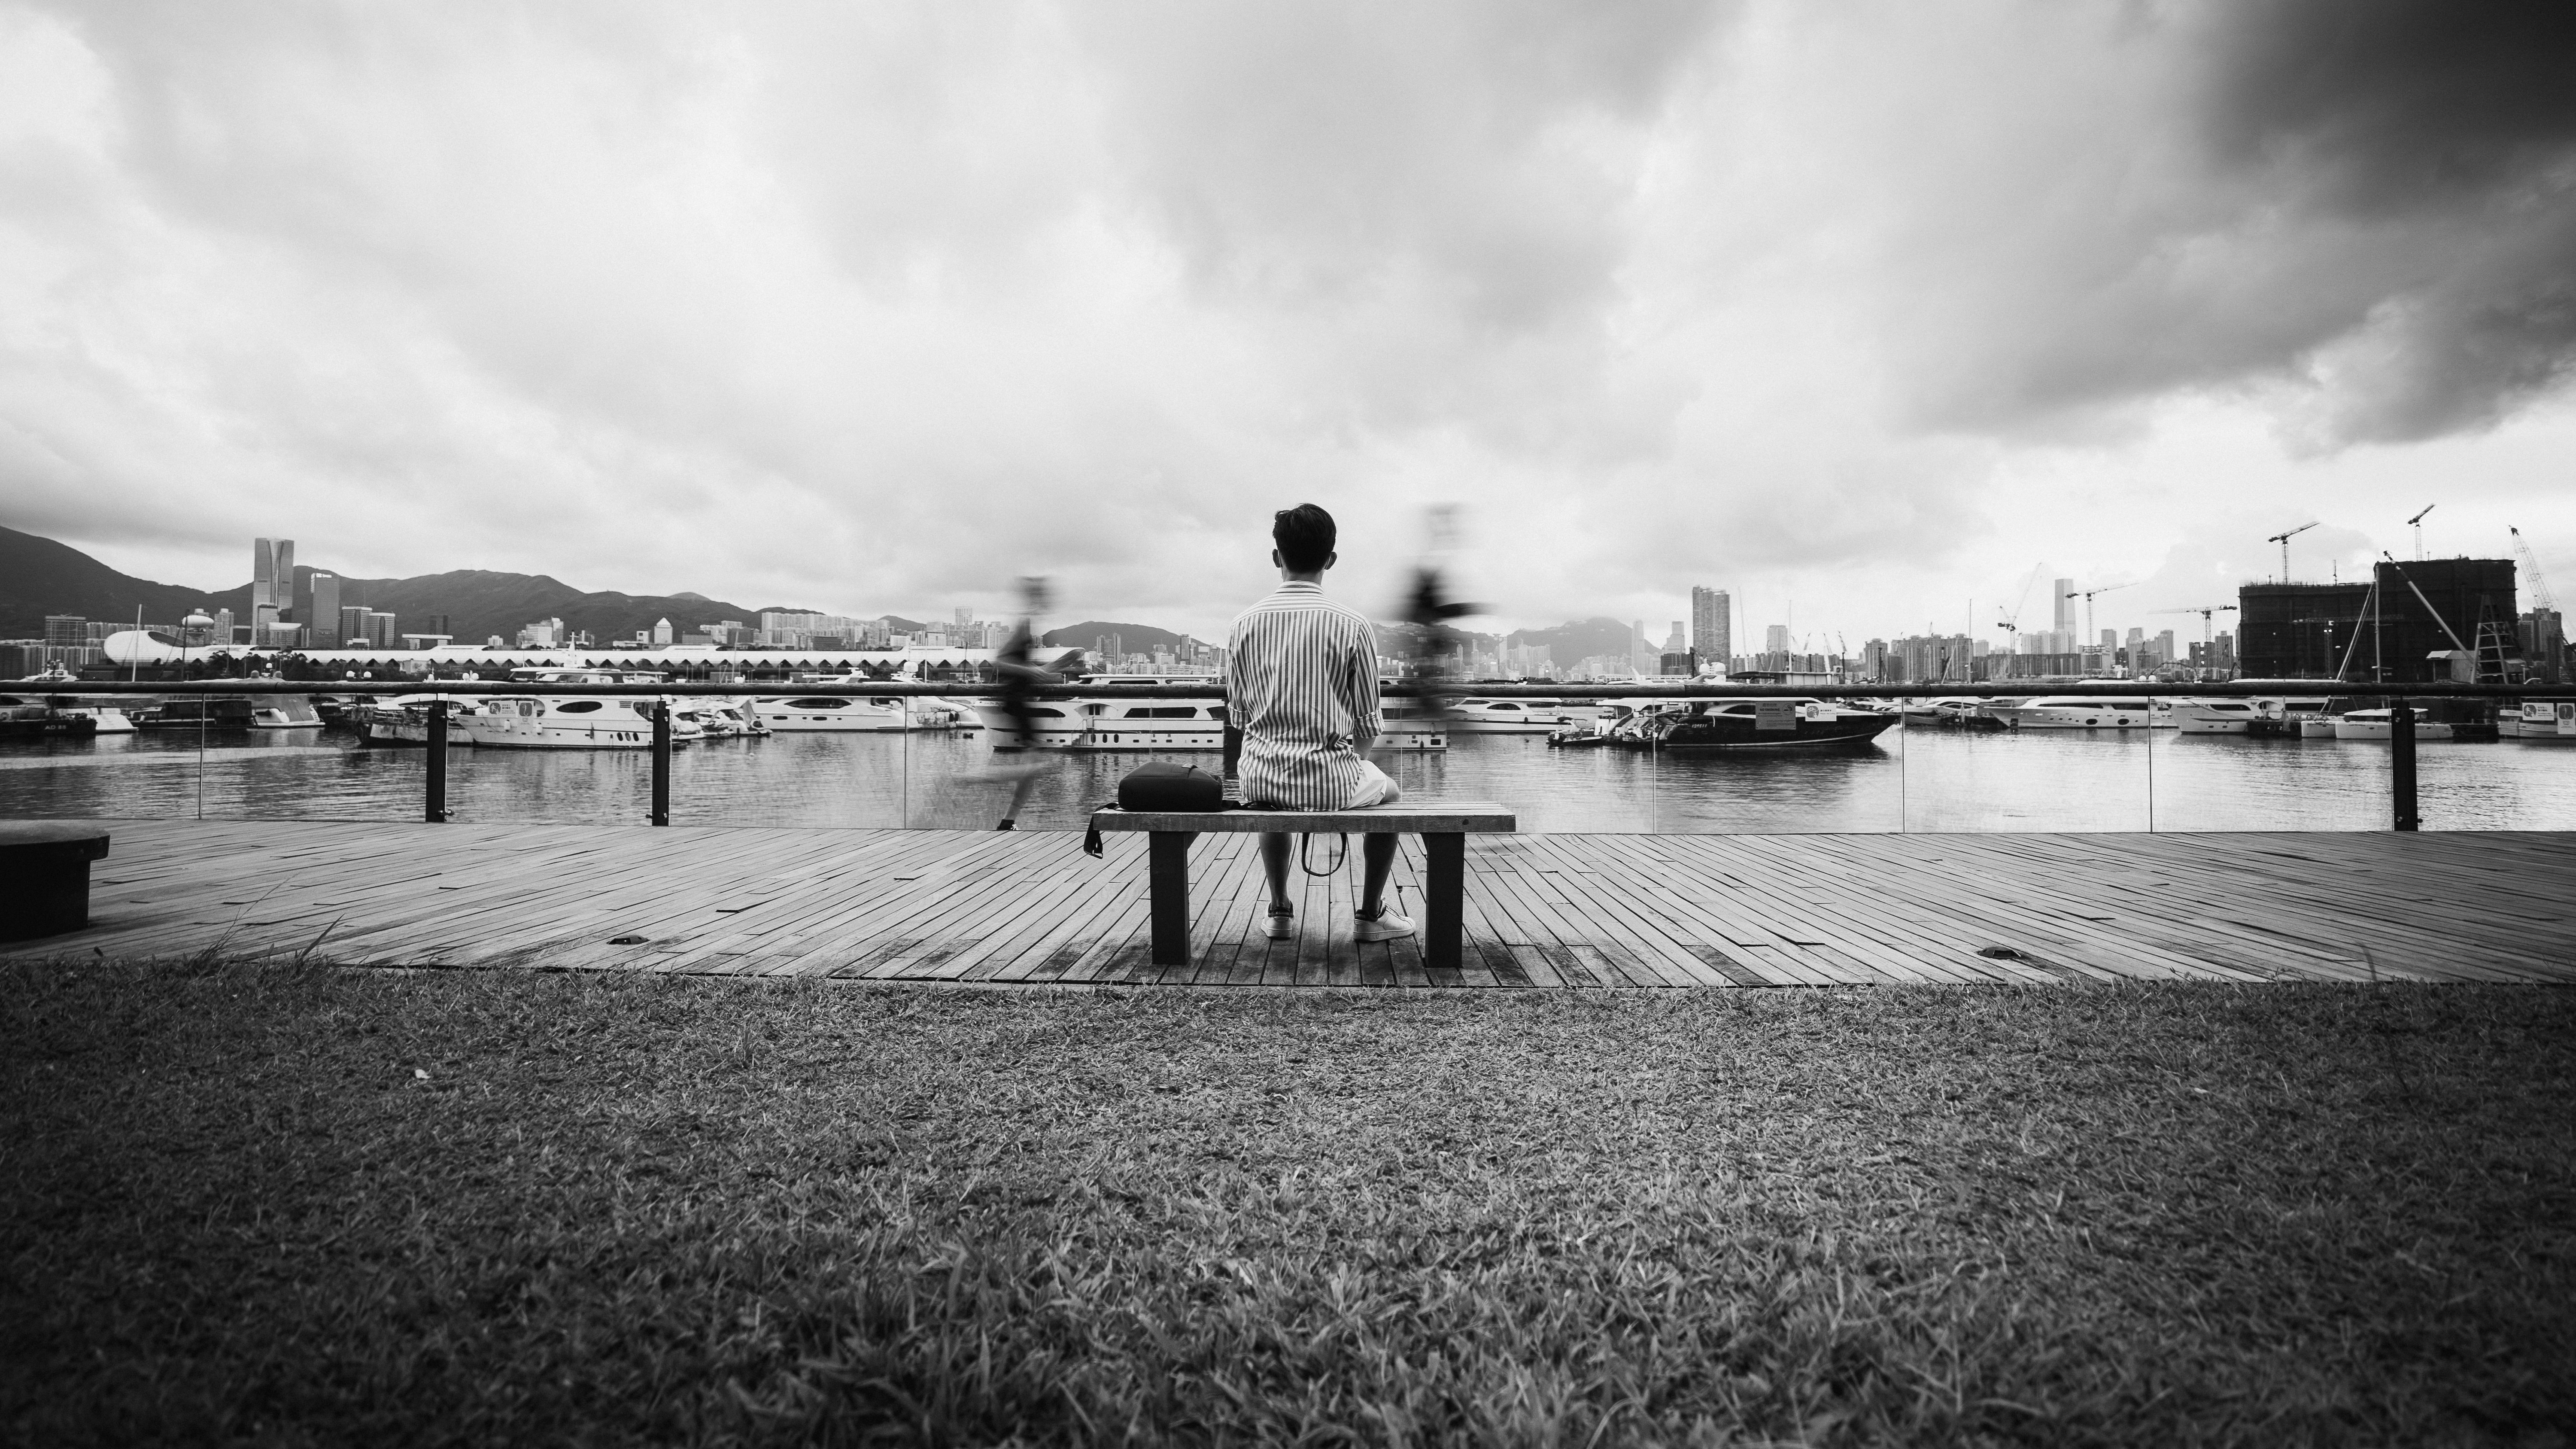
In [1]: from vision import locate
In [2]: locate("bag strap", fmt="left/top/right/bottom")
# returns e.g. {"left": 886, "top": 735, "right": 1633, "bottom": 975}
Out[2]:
{"left": 1298, "top": 832, "right": 1346, "bottom": 877}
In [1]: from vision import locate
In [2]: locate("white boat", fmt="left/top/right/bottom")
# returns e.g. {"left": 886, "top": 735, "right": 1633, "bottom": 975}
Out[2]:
{"left": 2298, "top": 716, "right": 2340, "bottom": 738}
{"left": 681, "top": 699, "right": 770, "bottom": 738}
{"left": 2169, "top": 699, "right": 2264, "bottom": 734}
{"left": 751, "top": 693, "right": 958, "bottom": 732}
{"left": 358, "top": 694, "right": 477, "bottom": 747}
{"left": 250, "top": 696, "right": 325, "bottom": 729}
{"left": 1988, "top": 696, "right": 2157, "bottom": 729}
{"left": 2332, "top": 708, "right": 2455, "bottom": 741}
{"left": 461, "top": 695, "right": 704, "bottom": 750}
{"left": 54, "top": 705, "right": 137, "bottom": 734}
{"left": 972, "top": 677, "right": 1446, "bottom": 752}
{"left": 1443, "top": 696, "right": 1594, "bottom": 733}
{"left": 2505, "top": 700, "right": 2576, "bottom": 741}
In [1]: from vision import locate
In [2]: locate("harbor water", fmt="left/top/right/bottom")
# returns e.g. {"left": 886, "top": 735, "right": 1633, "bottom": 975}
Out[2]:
{"left": 4, "top": 726, "right": 2573, "bottom": 833}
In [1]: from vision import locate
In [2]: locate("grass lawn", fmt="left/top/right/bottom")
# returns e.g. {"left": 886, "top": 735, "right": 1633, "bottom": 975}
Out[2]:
{"left": 3, "top": 963, "right": 2571, "bottom": 1447}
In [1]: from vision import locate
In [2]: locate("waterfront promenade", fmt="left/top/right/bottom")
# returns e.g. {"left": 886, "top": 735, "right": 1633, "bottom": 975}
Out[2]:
{"left": 13, "top": 818, "right": 2573, "bottom": 984}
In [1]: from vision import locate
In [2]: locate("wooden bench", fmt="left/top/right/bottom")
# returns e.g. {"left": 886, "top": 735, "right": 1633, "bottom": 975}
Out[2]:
{"left": 0, "top": 822, "right": 112, "bottom": 942}
{"left": 1088, "top": 802, "right": 1516, "bottom": 970}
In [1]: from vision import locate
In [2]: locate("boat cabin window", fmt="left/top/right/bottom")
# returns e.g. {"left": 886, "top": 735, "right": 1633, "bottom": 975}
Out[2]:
{"left": 554, "top": 700, "right": 603, "bottom": 714}
{"left": 784, "top": 698, "right": 848, "bottom": 709}
{"left": 1025, "top": 707, "right": 1065, "bottom": 717}
{"left": 1123, "top": 706, "right": 1199, "bottom": 718}
{"left": 1484, "top": 702, "right": 1521, "bottom": 711}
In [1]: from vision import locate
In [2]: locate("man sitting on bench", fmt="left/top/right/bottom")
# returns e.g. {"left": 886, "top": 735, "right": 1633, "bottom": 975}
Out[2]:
{"left": 1222, "top": 503, "right": 1411, "bottom": 944}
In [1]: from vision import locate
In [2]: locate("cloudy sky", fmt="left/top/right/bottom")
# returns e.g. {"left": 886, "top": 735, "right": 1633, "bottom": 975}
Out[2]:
{"left": 4, "top": 0, "right": 2573, "bottom": 648}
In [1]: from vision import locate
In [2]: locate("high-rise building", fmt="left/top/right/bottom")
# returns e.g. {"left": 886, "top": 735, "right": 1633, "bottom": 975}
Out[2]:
{"left": 2238, "top": 559, "right": 2517, "bottom": 680}
{"left": 252, "top": 538, "right": 294, "bottom": 625}
{"left": 1689, "top": 587, "right": 1732, "bottom": 665}
{"left": 44, "top": 615, "right": 87, "bottom": 645}
{"left": 2052, "top": 578, "right": 2075, "bottom": 634}
{"left": 295, "top": 571, "right": 342, "bottom": 647}
{"left": 1764, "top": 623, "right": 1790, "bottom": 653}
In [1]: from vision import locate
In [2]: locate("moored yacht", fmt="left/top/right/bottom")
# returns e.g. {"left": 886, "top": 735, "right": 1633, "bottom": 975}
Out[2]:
{"left": 357, "top": 694, "right": 477, "bottom": 747}
{"left": 751, "top": 694, "right": 957, "bottom": 731}
{"left": 2332, "top": 708, "right": 2456, "bottom": 741}
{"left": 971, "top": 677, "right": 1447, "bottom": 751}
{"left": 1987, "top": 696, "right": 2157, "bottom": 729}
{"left": 2502, "top": 700, "right": 2576, "bottom": 741}
{"left": 1443, "top": 696, "right": 1594, "bottom": 733}
{"left": 1613, "top": 698, "right": 1897, "bottom": 751}
{"left": 456, "top": 668, "right": 704, "bottom": 750}
{"left": 462, "top": 694, "right": 704, "bottom": 749}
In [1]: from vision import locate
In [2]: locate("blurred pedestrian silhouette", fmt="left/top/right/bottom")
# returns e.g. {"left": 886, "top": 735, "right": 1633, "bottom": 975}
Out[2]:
{"left": 991, "top": 577, "right": 1060, "bottom": 829}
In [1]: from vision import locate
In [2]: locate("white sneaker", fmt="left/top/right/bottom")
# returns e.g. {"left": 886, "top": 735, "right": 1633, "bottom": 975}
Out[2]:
{"left": 1264, "top": 907, "right": 1295, "bottom": 940}
{"left": 1352, "top": 907, "right": 1415, "bottom": 942}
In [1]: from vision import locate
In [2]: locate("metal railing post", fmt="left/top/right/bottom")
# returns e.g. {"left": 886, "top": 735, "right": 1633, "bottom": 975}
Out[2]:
{"left": 2391, "top": 698, "right": 2418, "bottom": 832}
{"left": 650, "top": 704, "right": 672, "bottom": 826}
{"left": 424, "top": 699, "right": 449, "bottom": 823}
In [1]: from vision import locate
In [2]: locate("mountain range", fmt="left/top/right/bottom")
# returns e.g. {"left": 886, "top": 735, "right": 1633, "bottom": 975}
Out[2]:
{"left": 6, "top": 524, "right": 1641, "bottom": 663}
{"left": 6, "top": 526, "right": 1049, "bottom": 650}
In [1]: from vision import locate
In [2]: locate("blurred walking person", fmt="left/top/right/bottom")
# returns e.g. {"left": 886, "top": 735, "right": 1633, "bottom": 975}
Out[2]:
{"left": 991, "top": 577, "right": 1060, "bottom": 830}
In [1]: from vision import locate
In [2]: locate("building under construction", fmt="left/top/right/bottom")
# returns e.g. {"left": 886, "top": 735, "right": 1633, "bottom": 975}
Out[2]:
{"left": 2236, "top": 558, "right": 2525, "bottom": 682}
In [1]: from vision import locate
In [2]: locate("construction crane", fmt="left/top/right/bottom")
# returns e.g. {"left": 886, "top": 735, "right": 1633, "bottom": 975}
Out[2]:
{"left": 2063, "top": 580, "right": 2137, "bottom": 652}
{"left": 2407, "top": 505, "right": 2435, "bottom": 561}
{"left": 2153, "top": 605, "right": 2238, "bottom": 666}
{"left": 2267, "top": 521, "right": 2320, "bottom": 583}
{"left": 2511, "top": 526, "right": 2558, "bottom": 611}
{"left": 1994, "top": 565, "right": 2043, "bottom": 641}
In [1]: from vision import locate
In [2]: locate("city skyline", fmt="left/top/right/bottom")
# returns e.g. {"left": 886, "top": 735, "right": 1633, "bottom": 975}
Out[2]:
{"left": 3, "top": 5, "right": 2572, "bottom": 653}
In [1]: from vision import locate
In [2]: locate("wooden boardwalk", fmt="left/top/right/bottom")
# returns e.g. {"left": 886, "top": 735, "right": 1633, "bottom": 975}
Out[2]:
{"left": 9, "top": 818, "right": 2573, "bottom": 986}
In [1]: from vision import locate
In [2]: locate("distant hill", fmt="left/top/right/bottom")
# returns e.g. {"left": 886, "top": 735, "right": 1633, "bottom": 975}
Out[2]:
{"left": 203, "top": 568, "right": 805, "bottom": 646}
{"left": 0, "top": 523, "right": 811, "bottom": 645}
{"left": 1507, "top": 617, "right": 1640, "bottom": 668}
{"left": 1044, "top": 620, "right": 1196, "bottom": 652}
{"left": 0, "top": 525, "right": 230, "bottom": 636}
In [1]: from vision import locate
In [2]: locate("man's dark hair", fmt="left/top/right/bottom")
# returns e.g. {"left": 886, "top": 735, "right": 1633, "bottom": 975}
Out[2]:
{"left": 1272, "top": 504, "right": 1337, "bottom": 573}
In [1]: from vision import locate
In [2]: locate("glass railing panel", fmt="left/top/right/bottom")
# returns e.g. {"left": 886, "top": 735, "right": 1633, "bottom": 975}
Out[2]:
{"left": 1888, "top": 718, "right": 2154, "bottom": 832}
{"left": 2149, "top": 723, "right": 2576, "bottom": 832}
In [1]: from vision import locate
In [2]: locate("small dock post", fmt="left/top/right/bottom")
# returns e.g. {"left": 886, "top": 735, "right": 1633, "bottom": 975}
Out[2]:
{"left": 650, "top": 705, "right": 672, "bottom": 826}
{"left": 2391, "top": 698, "right": 2419, "bottom": 832}
{"left": 424, "top": 700, "right": 449, "bottom": 823}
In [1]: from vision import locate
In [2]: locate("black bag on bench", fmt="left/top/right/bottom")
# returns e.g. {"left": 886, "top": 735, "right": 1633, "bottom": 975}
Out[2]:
{"left": 1083, "top": 763, "right": 1234, "bottom": 857}
{"left": 1117, "top": 762, "right": 1226, "bottom": 811}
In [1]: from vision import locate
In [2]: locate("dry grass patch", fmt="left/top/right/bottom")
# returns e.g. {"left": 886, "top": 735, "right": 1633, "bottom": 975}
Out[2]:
{"left": 3, "top": 963, "right": 2570, "bottom": 1446}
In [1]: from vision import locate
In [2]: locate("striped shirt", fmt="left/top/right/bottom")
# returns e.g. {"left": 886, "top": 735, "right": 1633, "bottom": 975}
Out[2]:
{"left": 1225, "top": 580, "right": 1381, "bottom": 810}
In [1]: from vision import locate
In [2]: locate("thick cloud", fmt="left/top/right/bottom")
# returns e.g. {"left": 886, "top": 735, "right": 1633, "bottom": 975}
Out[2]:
{"left": 0, "top": 0, "right": 2570, "bottom": 643}
{"left": 1873, "top": 0, "right": 2576, "bottom": 446}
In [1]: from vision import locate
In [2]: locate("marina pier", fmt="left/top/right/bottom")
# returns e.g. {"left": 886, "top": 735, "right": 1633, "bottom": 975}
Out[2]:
{"left": 13, "top": 816, "right": 2571, "bottom": 986}
{"left": 6, "top": 680, "right": 2567, "bottom": 984}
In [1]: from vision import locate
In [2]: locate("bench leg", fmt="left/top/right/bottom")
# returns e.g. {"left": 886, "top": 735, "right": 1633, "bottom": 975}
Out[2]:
{"left": 3, "top": 859, "right": 94, "bottom": 942}
{"left": 1148, "top": 831, "right": 1195, "bottom": 966}
{"left": 1425, "top": 832, "right": 1464, "bottom": 973}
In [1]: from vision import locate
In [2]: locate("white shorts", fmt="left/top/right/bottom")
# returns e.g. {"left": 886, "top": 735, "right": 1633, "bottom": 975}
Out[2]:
{"left": 1348, "top": 759, "right": 1400, "bottom": 808}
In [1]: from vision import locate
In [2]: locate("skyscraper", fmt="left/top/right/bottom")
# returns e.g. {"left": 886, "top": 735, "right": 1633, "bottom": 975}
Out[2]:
{"left": 297, "top": 571, "right": 341, "bottom": 647}
{"left": 252, "top": 538, "right": 294, "bottom": 625}
{"left": 1764, "top": 623, "right": 1790, "bottom": 653}
{"left": 1689, "top": 587, "right": 1731, "bottom": 665}
{"left": 2052, "top": 577, "right": 2075, "bottom": 635}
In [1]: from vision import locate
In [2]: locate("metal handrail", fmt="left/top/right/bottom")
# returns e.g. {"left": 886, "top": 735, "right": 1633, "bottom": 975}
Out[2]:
{"left": 16, "top": 678, "right": 2551, "bottom": 700}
